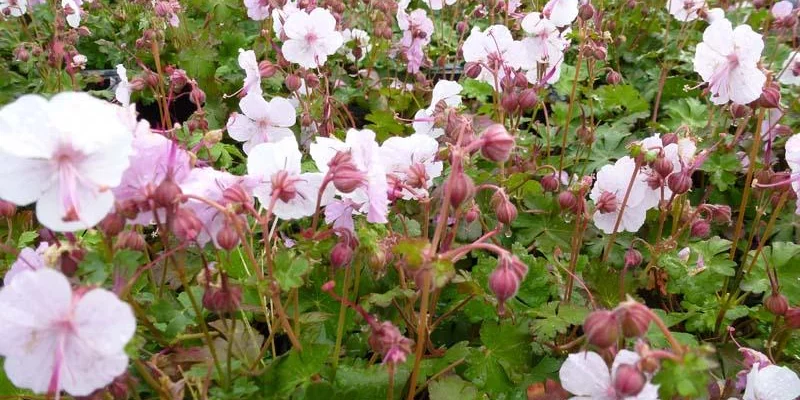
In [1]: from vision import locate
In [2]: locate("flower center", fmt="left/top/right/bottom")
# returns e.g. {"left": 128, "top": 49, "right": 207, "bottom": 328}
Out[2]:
{"left": 305, "top": 32, "right": 319, "bottom": 45}
{"left": 596, "top": 191, "right": 618, "bottom": 214}
{"left": 53, "top": 143, "right": 87, "bottom": 223}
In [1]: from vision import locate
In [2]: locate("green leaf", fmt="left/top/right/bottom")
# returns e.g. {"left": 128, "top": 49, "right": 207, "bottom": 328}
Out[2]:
{"left": 465, "top": 320, "right": 532, "bottom": 394}
{"left": 653, "top": 352, "right": 711, "bottom": 398}
{"left": 590, "top": 84, "right": 649, "bottom": 114}
{"left": 365, "top": 110, "right": 405, "bottom": 135}
{"left": 275, "top": 254, "right": 312, "bottom": 291}
{"left": 700, "top": 152, "right": 741, "bottom": 192}
{"left": 17, "top": 231, "right": 38, "bottom": 248}
{"left": 429, "top": 375, "right": 479, "bottom": 400}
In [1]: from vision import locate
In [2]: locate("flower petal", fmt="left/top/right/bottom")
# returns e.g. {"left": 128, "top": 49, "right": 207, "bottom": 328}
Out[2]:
{"left": 559, "top": 351, "right": 612, "bottom": 397}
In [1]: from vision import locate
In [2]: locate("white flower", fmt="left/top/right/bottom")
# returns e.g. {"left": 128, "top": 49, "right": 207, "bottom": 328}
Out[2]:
{"left": 638, "top": 134, "right": 696, "bottom": 205}
{"left": 227, "top": 92, "right": 296, "bottom": 154}
{"left": 0, "top": 93, "right": 134, "bottom": 232}
{"left": 667, "top": 0, "right": 706, "bottom": 21}
{"left": 771, "top": 0, "right": 794, "bottom": 19}
{"left": 115, "top": 64, "right": 131, "bottom": 108}
{"left": 519, "top": 13, "right": 569, "bottom": 84}
{"left": 272, "top": 0, "right": 299, "bottom": 36}
{"left": 785, "top": 133, "right": 800, "bottom": 214}
{"left": 542, "top": 0, "right": 578, "bottom": 27}
{"left": 310, "top": 129, "right": 389, "bottom": 223}
{"left": 413, "top": 80, "right": 463, "bottom": 138}
{"left": 559, "top": 350, "right": 659, "bottom": 400}
{"left": 704, "top": 7, "right": 725, "bottom": 22}
{"left": 590, "top": 157, "right": 652, "bottom": 234}
{"left": 0, "top": 0, "right": 27, "bottom": 16}
{"left": 423, "top": 0, "right": 455, "bottom": 10}
{"left": 243, "top": 0, "right": 270, "bottom": 20}
{"left": 281, "top": 8, "right": 343, "bottom": 69}
{"left": 380, "top": 134, "right": 443, "bottom": 199}
{"left": 742, "top": 363, "right": 800, "bottom": 400}
{"left": 238, "top": 49, "right": 262, "bottom": 96}
{"left": 777, "top": 51, "right": 800, "bottom": 86}
{"left": 693, "top": 19, "right": 766, "bottom": 105}
{"left": 462, "top": 25, "right": 526, "bottom": 90}
{"left": 248, "top": 137, "right": 334, "bottom": 220}
{"left": 0, "top": 268, "right": 135, "bottom": 396}
{"left": 341, "top": 28, "right": 372, "bottom": 62}
{"left": 62, "top": 0, "right": 81, "bottom": 27}
{"left": 4, "top": 242, "right": 49, "bottom": 285}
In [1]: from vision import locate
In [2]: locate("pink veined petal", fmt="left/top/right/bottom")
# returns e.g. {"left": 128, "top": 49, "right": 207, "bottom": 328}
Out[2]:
{"left": 0, "top": 152, "right": 54, "bottom": 206}
{"left": 0, "top": 94, "right": 60, "bottom": 159}
{"left": 60, "top": 340, "right": 129, "bottom": 396}
{"left": 5, "top": 243, "right": 48, "bottom": 285}
{"left": 728, "top": 65, "right": 766, "bottom": 106}
{"left": 36, "top": 181, "right": 115, "bottom": 232}
{"left": 227, "top": 112, "right": 259, "bottom": 144}
{"left": 308, "top": 7, "right": 337, "bottom": 35}
{"left": 263, "top": 97, "right": 297, "bottom": 128}
{"left": 701, "top": 19, "right": 734, "bottom": 55}
{"left": 325, "top": 199, "right": 357, "bottom": 233}
{"left": 732, "top": 24, "right": 764, "bottom": 65}
{"left": 3, "top": 329, "right": 61, "bottom": 395}
{"left": 282, "top": 38, "right": 319, "bottom": 69}
{"left": 239, "top": 92, "right": 272, "bottom": 121}
{"left": 73, "top": 289, "right": 135, "bottom": 356}
{"left": 559, "top": 351, "right": 612, "bottom": 397}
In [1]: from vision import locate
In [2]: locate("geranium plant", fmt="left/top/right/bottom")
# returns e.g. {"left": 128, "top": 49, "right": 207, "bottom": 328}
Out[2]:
{"left": 1, "top": 0, "right": 800, "bottom": 398}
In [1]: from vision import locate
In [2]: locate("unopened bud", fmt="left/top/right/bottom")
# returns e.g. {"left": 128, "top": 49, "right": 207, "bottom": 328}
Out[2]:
{"left": 259, "top": 60, "right": 277, "bottom": 78}
{"left": 613, "top": 364, "right": 646, "bottom": 397}
{"left": 763, "top": 292, "right": 789, "bottom": 316}
{"left": 661, "top": 132, "right": 678, "bottom": 146}
{"left": 333, "top": 163, "right": 364, "bottom": 193}
{"left": 606, "top": 70, "right": 622, "bottom": 85}
{"left": 541, "top": 174, "right": 560, "bottom": 192}
{"left": 465, "top": 204, "right": 480, "bottom": 223}
{"left": 153, "top": 178, "right": 183, "bottom": 208}
{"left": 0, "top": 199, "right": 17, "bottom": 218}
{"left": 216, "top": 225, "right": 239, "bottom": 250}
{"left": 189, "top": 85, "right": 206, "bottom": 106}
{"left": 624, "top": 248, "right": 642, "bottom": 268}
{"left": 203, "top": 273, "right": 242, "bottom": 313}
{"left": 285, "top": 74, "right": 302, "bottom": 91}
{"left": 171, "top": 208, "right": 204, "bottom": 242}
{"left": 758, "top": 84, "right": 781, "bottom": 109}
{"left": 584, "top": 310, "right": 619, "bottom": 348}
{"left": 330, "top": 241, "right": 353, "bottom": 268}
{"left": 730, "top": 103, "right": 751, "bottom": 119}
{"left": 447, "top": 170, "right": 475, "bottom": 208}
{"left": 115, "top": 231, "right": 147, "bottom": 252}
{"left": 480, "top": 124, "right": 515, "bottom": 162}
{"left": 596, "top": 191, "right": 618, "bottom": 214}
{"left": 518, "top": 89, "right": 538, "bottom": 110}
{"left": 579, "top": 2, "right": 595, "bottom": 20}
{"left": 465, "top": 62, "right": 482, "bottom": 79}
{"left": 501, "top": 91, "right": 519, "bottom": 113}
{"left": 99, "top": 212, "right": 125, "bottom": 236}
{"left": 653, "top": 156, "right": 674, "bottom": 178}
{"left": 785, "top": 307, "right": 800, "bottom": 328}
{"left": 492, "top": 191, "right": 517, "bottom": 224}
{"left": 558, "top": 190, "right": 578, "bottom": 212}
{"left": 667, "top": 171, "right": 691, "bottom": 194}
{"left": 690, "top": 219, "right": 710, "bottom": 238}
{"left": 618, "top": 301, "right": 652, "bottom": 337}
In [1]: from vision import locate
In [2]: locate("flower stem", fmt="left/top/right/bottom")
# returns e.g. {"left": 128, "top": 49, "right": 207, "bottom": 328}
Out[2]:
{"left": 406, "top": 271, "right": 431, "bottom": 400}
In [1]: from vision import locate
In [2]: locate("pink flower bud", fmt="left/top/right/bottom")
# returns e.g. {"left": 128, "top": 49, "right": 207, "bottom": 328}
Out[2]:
{"left": 0, "top": 199, "right": 17, "bottom": 218}
{"left": 465, "top": 204, "right": 480, "bottom": 223}
{"left": 618, "top": 301, "right": 652, "bottom": 337}
{"left": 785, "top": 308, "right": 800, "bottom": 329}
{"left": 169, "top": 69, "right": 189, "bottom": 91}
{"left": 285, "top": 74, "right": 302, "bottom": 91}
{"left": 203, "top": 273, "right": 242, "bottom": 313}
{"left": 758, "top": 84, "right": 781, "bottom": 109}
{"left": 501, "top": 91, "right": 519, "bottom": 113}
{"left": 369, "top": 321, "right": 414, "bottom": 365}
{"left": 653, "top": 156, "right": 674, "bottom": 178}
{"left": 541, "top": 174, "right": 560, "bottom": 192}
{"left": 465, "top": 62, "right": 482, "bottom": 79}
{"left": 579, "top": 2, "right": 595, "bottom": 20}
{"left": 690, "top": 219, "right": 710, "bottom": 238}
{"left": 259, "top": 60, "right": 277, "bottom": 78}
{"left": 763, "top": 292, "right": 789, "bottom": 316}
{"left": 115, "top": 230, "right": 145, "bottom": 252}
{"left": 480, "top": 124, "right": 515, "bottom": 162}
{"left": 99, "top": 212, "right": 125, "bottom": 236}
{"left": 614, "top": 364, "right": 646, "bottom": 396}
{"left": 330, "top": 241, "right": 353, "bottom": 268}
{"left": 489, "top": 254, "right": 526, "bottom": 315}
{"left": 456, "top": 20, "right": 468, "bottom": 34}
{"left": 189, "top": 85, "right": 206, "bottom": 106}
{"left": 271, "top": 170, "right": 299, "bottom": 202}
{"left": 332, "top": 163, "right": 365, "bottom": 193}
{"left": 558, "top": 190, "right": 578, "bottom": 212}
{"left": 606, "top": 70, "right": 622, "bottom": 85}
{"left": 447, "top": 170, "right": 475, "bottom": 208}
{"left": 624, "top": 248, "right": 642, "bottom": 268}
{"left": 171, "top": 208, "right": 204, "bottom": 242}
{"left": 518, "top": 89, "right": 538, "bottom": 111}
{"left": 660, "top": 132, "right": 678, "bottom": 145}
{"left": 305, "top": 73, "right": 320, "bottom": 89}
{"left": 730, "top": 103, "right": 751, "bottom": 119}
{"left": 406, "top": 162, "right": 429, "bottom": 189}
{"left": 13, "top": 46, "right": 29, "bottom": 62}
{"left": 595, "top": 191, "right": 618, "bottom": 214}
{"left": 153, "top": 177, "right": 183, "bottom": 208}
{"left": 667, "top": 171, "right": 691, "bottom": 194}
{"left": 216, "top": 225, "right": 239, "bottom": 250}
{"left": 709, "top": 205, "right": 731, "bottom": 224}
{"left": 223, "top": 184, "right": 253, "bottom": 207}
{"left": 492, "top": 190, "right": 517, "bottom": 224}
{"left": 584, "top": 310, "right": 620, "bottom": 348}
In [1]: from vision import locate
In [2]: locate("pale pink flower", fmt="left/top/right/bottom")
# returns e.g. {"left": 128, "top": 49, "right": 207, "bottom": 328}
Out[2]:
{"left": 784, "top": 133, "right": 800, "bottom": 214}
{"left": 667, "top": 0, "right": 705, "bottom": 21}
{"left": 113, "top": 132, "right": 192, "bottom": 225}
{"left": 704, "top": 7, "right": 725, "bottom": 23}
{"left": 1, "top": 0, "right": 28, "bottom": 16}
{"left": 248, "top": 137, "right": 334, "bottom": 220}
{"left": 310, "top": 129, "right": 389, "bottom": 223}
{"left": 519, "top": 13, "right": 569, "bottom": 84}
{"left": 412, "top": 79, "right": 462, "bottom": 138}
{"left": 380, "top": 134, "right": 442, "bottom": 199}
{"left": 324, "top": 198, "right": 358, "bottom": 233}
{"left": 238, "top": 49, "right": 262, "bottom": 96}
{"left": 271, "top": 0, "right": 299, "bottom": 36}
{"left": 771, "top": 1, "right": 794, "bottom": 19}
{"left": 423, "top": 0, "right": 455, "bottom": 10}
{"left": 559, "top": 350, "right": 660, "bottom": 399}
{"left": 5, "top": 242, "right": 49, "bottom": 285}
{"left": 638, "top": 134, "right": 695, "bottom": 205}
{"left": 227, "top": 92, "right": 296, "bottom": 154}
{"left": 542, "top": 0, "right": 578, "bottom": 27}
{"left": 693, "top": 19, "right": 766, "bottom": 105}
{"left": 0, "top": 268, "right": 135, "bottom": 397}
{"left": 62, "top": 0, "right": 82, "bottom": 28}
{"left": 0, "top": 93, "right": 134, "bottom": 232}
{"left": 114, "top": 64, "right": 131, "bottom": 108}
{"left": 742, "top": 363, "right": 800, "bottom": 400}
{"left": 243, "top": 0, "right": 270, "bottom": 20}
{"left": 281, "top": 8, "right": 343, "bottom": 69}
{"left": 778, "top": 51, "right": 800, "bottom": 86}
{"left": 180, "top": 168, "right": 256, "bottom": 248}
{"left": 462, "top": 25, "right": 526, "bottom": 90}
{"left": 341, "top": 28, "right": 372, "bottom": 62}
{"left": 589, "top": 157, "right": 652, "bottom": 234}
{"left": 398, "top": 9, "right": 434, "bottom": 73}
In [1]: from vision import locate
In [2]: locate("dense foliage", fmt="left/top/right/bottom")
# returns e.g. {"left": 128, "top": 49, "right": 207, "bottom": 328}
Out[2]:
{"left": 1, "top": 0, "right": 800, "bottom": 398}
